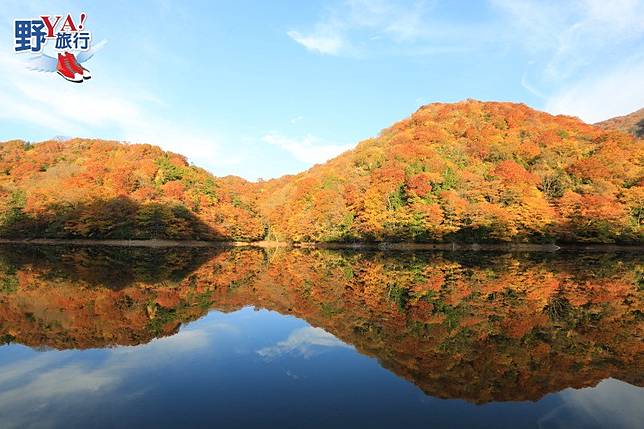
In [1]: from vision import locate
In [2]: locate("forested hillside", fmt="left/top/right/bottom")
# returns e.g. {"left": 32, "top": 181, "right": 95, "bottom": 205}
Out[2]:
{"left": 595, "top": 108, "right": 644, "bottom": 138}
{"left": 260, "top": 101, "right": 643, "bottom": 243}
{"left": 0, "top": 139, "right": 265, "bottom": 240}
{"left": 0, "top": 101, "right": 642, "bottom": 243}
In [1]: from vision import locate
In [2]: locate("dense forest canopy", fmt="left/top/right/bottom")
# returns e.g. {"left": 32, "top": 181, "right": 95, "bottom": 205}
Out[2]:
{"left": 1, "top": 100, "right": 642, "bottom": 243}
{"left": 0, "top": 139, "right": 265, "bottom": 241}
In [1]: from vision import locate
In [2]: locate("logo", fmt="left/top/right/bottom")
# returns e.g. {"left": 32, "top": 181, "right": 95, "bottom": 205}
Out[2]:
{"left": 14, "top": 13, "right": 104, "bottom": 83}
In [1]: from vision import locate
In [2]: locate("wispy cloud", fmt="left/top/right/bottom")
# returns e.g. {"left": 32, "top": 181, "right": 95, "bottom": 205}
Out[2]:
{"left": 0, "top": 326, "right": 212, "bottom": 428}
{"left": 257, "top": 326, "right": 351, "bottom": 359}
{"left": 491, "top": 0, "right": 644, "bottom": 81}
{"left": 0, "top": 52, "right": 136, "bottom": 136}
{"left": 545, "top": 55, "right": 644, "bottom": 123}
{"left": 0, "top": 15, "right": 235, "bottom": 174}
{"left": 540, "top": 378, "right": 644, "bottom": 429}
{"left": 287, "top": 0, "right": 462, "bottom": 57}
{"left": 491, "top": 0, "right": 644, "bottom": 121}
{"left": 290, "top": 0, "right": 643, "bottom": 122}
{"left": 520, "top": 73, "right": 547, "bottom": 100}
{"left": 1, "top": 49, "right": 234, "bottom": 170}
{"left": 262, "top": 132, "right": 352, "bottom": 164}
{"left": 288, "top": 27, "right": 346, "bottom": 55}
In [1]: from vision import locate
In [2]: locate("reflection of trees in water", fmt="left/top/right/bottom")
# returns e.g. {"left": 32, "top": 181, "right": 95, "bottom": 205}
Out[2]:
{"left": 543, "top": 292, "right": 572, "bottom": 322}
{"left": 0, "top": 245, "right": 219, "bottom": 289}
{"left": 0, "top": 246, "right": 641, "bottom": 403}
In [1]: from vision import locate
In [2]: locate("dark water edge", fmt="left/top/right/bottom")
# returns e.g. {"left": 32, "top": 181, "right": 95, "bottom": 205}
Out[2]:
{"left": 0, "top": 238, "right": 642, "bottom": 252}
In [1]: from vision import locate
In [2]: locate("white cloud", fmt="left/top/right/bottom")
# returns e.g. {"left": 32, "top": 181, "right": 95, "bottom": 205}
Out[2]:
{"left": 544, "top": 55, "right": 644, "bottom": 122}
{"left": 540, "top": 378, "right": 644, "bottom": 429}
{"left": 348, "top": 0, "right": 428, "bottom": 42}
{"left": 287, "top": 0, "right": 445, "bottom": 56}
{"left": 0, "top": 326, "right": 212, "bottom": 428}
{"left": 288, "top": 29, "right": 346, "bottom": 55}
{"left": 0, "top": 352, "right": 65, "bottom": 385}
{"left": 490, "top": 0, "right": 644, "bottom": 121}
{"left": 257, "top": 326, "right": 351, "bottom": 359}
{"left": 262, "top": 132, "right": 352, "bottom": 164}
{"left": 520, "top": 73, "right": 547, "bottom": 100}
{"left": 1, "top": 364, "right": 115, "bottom": 400}
{"left": 491, "top": 0, "right": 644, "bottom": 80}
{"left": 121, "top": 124, "right": 229, "bottom": 171}
{"left": 0, "top": 51, "right": 136, "bottom": 136}
{"left": 0, "top": 45, "right": 230, "bottom": 174}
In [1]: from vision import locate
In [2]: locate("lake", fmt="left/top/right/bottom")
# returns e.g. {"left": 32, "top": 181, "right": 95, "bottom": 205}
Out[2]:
{"left": 0, "top": 245, "right": 641, "bottom": 428}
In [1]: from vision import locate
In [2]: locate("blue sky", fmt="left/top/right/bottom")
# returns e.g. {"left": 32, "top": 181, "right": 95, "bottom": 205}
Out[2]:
{"left": 1, "top": 0, "right": 643, "bottom": 180}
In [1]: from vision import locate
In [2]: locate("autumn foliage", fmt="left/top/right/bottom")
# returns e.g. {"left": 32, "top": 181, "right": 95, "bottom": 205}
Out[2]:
{"left": 0, "top": 246, "right": 641, "bottom": 402}
{"left": 259, "top": 101, "right": 643, "bottom": 243}
{"left": 0, "top": 139, "right": 265, "bottom": 240}
{"left": 0, "top": 100, "right": 642, "bottom": 243}
{"left": 595, "top": 107, "right": 644, "bottom": 138}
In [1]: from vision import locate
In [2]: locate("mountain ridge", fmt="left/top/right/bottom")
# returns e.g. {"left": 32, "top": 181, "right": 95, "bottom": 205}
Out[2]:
{"left": 1, "top": 100, "right": 642, "bottom": 243}
{"left": 595, "top": 107, "right": 644, "bottom": 138}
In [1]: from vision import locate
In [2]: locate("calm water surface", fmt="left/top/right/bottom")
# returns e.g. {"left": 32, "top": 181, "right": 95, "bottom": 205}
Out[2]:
{"left": 0, "top": 246, "right": 641, "bottom": 428}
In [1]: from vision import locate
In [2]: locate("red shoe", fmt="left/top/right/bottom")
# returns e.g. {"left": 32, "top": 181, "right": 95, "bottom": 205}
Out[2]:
{"left": 56, "top": 53, "right": 83, "bottom": 83}
{"left": 65, "top": 52, "right": 91, "bottom": 79}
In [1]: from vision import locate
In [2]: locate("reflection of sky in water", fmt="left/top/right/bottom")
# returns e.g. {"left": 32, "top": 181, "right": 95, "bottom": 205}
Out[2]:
{"left": 257, "top": 326, "right": 352, "bottom": 359}
{"left": 0, "top": 307, "right": 641, "bottom": 429}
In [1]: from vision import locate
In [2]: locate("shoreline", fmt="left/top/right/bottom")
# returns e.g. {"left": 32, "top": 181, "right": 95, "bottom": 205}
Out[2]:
{"left": 0, "top": 238, "right": 642, "bottom": 252}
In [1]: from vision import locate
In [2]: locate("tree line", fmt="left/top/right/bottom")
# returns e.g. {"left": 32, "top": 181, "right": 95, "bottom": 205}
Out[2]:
{"left": 0, "top": 101, "right": 641, "bottom": 243}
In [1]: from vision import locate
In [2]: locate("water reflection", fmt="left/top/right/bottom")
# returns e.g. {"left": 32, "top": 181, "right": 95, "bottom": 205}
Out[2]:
{"left": 0, "top": 245, "right": 641, "bottom": 428}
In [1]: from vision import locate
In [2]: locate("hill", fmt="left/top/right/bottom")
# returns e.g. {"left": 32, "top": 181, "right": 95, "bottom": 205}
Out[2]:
{"left": 0, "top": 139, "right": 264, "bottom": 240}
{"left": 595, "top": 108, "right": 644, "bottom": 138}
{"left": 260, "top": 100, "right": 643, "bottom": 243}
{"left": 0, "top": 100, "right": 642, "bottom": 243}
